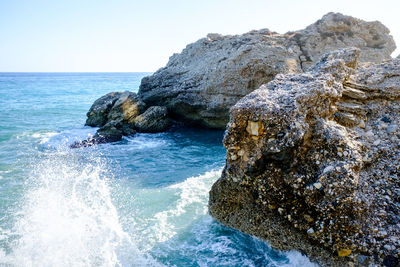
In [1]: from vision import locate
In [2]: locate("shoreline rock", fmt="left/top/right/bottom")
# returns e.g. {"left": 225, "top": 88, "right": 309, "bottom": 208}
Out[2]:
{"left": 138, "top": 12, "right": 395, "bottom": 129}
{"left": 72, "top": 91, "right": 171, "bottom": 147}
{"left": 208, "top": 48, "right": 400, "bottom": 266}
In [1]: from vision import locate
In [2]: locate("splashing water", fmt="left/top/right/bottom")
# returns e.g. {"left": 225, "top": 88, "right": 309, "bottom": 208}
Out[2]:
{"left": 0, "top": 73, "right": 319, "bottom": 267}
{"left": 1, "top": 148, "right": 159, "bottom": 267}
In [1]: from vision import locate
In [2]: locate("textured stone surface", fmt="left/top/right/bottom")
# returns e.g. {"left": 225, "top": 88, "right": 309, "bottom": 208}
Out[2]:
{"left": 209, "top": 48, "right": 400, "bottom": 266}
{"left": 138, "top": 13, "right": 396, "bottom": 129}
{"left": 134, "top": 106, "right": 170, "bottom": 133}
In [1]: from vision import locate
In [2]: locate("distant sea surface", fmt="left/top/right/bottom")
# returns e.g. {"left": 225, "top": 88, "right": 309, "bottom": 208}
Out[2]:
{"left": 0, "top": 72, "right": 317, "bottom": 266}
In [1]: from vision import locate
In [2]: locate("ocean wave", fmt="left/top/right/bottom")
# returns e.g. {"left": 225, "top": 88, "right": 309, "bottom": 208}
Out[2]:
{"left": 0, "top": 148, "right": 160, "bottom": 267}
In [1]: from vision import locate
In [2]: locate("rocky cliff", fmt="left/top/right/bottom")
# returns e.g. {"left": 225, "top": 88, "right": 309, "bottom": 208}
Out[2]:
{"left": 138, "top": 13, "right": 395, "bottom": 129}
{"left": 209, "top": 48, "right": 400, "bottom": 266}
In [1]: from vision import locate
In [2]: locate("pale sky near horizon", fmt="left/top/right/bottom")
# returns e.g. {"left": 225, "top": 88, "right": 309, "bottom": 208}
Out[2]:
{"left": 1, "top": 0, "right": 399, "bottom": 72}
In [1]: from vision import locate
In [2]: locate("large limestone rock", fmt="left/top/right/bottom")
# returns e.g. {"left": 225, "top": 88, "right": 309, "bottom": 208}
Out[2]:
{"left": 209, "top": 48, "right": 400, "bottom": 266}
{"left": 138, "top": 13, "right": 396, "bottom": 129}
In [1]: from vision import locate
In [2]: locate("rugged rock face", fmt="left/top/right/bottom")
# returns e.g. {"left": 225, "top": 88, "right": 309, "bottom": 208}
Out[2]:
{"left": 209, "top": 48, "right": 400, "bottom": 266}
{"left": 138, "top": 13, "right": 395, "bottom": 129}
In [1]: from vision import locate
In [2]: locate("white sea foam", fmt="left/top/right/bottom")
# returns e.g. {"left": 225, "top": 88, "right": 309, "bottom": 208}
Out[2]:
{"left": 31, "top": 131, "right": 59, "bottom": 144}
{"left": 127, "top": 169, "right": 222, "bottom": 251}
{"left": 151, "top": 169, "right": 221, "bottom": 242}
{"left": 282, "top": 251, "right": 320, "bottom": 266}
{"left": 125, "top": 133, "right": 169, "bottom": 150}
{"left": 0, "top": 149, "right": 160, "bottom": 267}
{"left": 41, "top": 128, "right": 98, "bottom": 147}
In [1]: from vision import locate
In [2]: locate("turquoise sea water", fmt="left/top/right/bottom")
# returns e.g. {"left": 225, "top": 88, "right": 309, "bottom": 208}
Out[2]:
{"left": 0, "top": 73, "right": 317, "bottom": 266}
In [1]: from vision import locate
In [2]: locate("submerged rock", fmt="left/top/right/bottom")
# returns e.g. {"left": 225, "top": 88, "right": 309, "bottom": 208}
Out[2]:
{"left": 209, "top": 48, "right": 400, "bottom": 266}
{"left": 138, "top": 13, "right": 395, "bottom": 129}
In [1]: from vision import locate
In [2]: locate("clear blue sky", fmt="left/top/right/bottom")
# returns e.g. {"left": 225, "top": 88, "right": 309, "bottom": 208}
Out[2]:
{"left": 0, "top": 0, "right": 399, "bottom": 72}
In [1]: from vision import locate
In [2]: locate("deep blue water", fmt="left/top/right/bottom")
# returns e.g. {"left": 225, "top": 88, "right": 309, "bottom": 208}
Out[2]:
{"left": 0, "top": 73, "right": 316, "bottom": 266}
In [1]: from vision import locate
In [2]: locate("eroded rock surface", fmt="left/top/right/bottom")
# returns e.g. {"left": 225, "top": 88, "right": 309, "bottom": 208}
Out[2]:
{"left": 209, "top": 48, "right": 400, "bottom": 266}
{"left": 139, "top": 13, "right": 395, "bottom": 129}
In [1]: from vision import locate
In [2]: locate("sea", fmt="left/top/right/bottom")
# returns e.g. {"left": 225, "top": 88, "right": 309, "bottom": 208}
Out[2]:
{"left": 0, "top": 72, "right": 317, "bottom": 266}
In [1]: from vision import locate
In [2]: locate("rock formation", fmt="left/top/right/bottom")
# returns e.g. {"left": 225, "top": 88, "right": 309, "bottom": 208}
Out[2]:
{"left": 86, "top": 91, "right": 146, "bottom": 129}
{"left": 73, "top": 91, "right": 170, "bottom": 147}
{"left": 138, "top": 12, "right": 395, "bottom": 129}
{"left": 209, "top": 48, "right": 400, "bottom": 266}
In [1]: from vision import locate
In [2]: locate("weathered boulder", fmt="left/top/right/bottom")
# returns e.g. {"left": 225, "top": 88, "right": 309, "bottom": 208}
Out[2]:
{"left": 83, "top": 91, "right": 146, "bottom": 143}
{"left": 138, "top": 13, "right": 396, "bottom": 129}
{"left": 76, "top": 92, "right": 171, "bottom": 146}
{"left": 85, "top": 91, "right": 146, "bottom": 127}
{"left": 134, "top": 106, "right": 170, "bottom": 133}
{"left": 209, "top": 48, "right": 400, "bottom": 266}
{"left": 85, "top": 92, "right": 125, "bottom": 127}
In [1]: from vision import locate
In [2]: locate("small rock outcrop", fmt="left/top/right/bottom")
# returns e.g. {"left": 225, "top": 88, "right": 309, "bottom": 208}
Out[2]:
{"left": 138, "top": 13, "right": 395, "bottom": 129}
{"left": 209, "top": 48, "right": 400, "bottom": 266}
{"left": 86, "top": 91, "right": 146, "bottom": 128}
{"left": 74, "top": 92, "right": 170, "bottom": 146}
